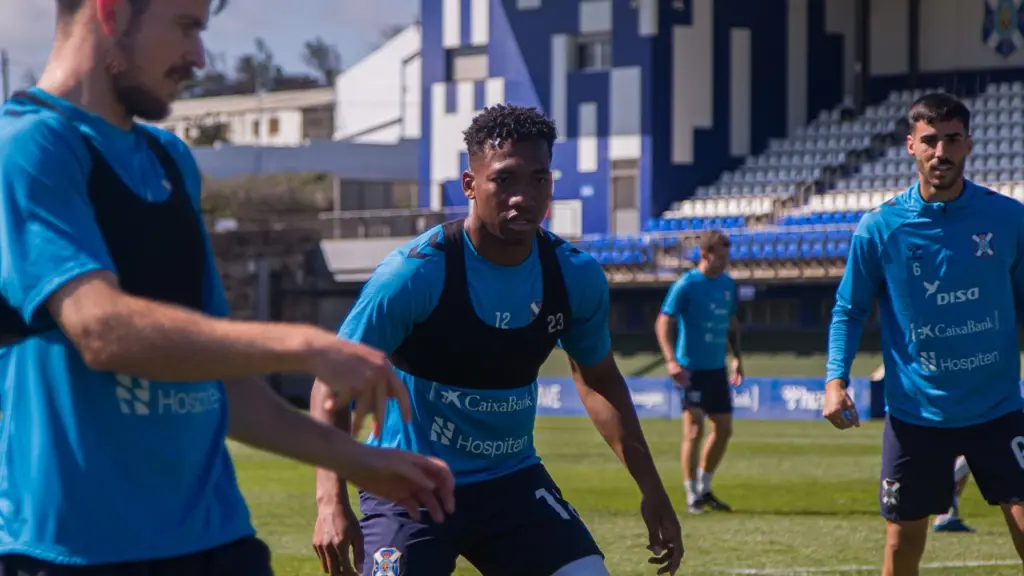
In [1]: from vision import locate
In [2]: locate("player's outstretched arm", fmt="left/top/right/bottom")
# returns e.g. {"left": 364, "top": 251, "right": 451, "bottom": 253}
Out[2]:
{"left": 225, "top": 376, "right": 454, "bottom": 525}
{"left": 824, "top": 217, "right": 883, "bottom": 428}
{"left": 561, "top": 258, "right": 683, "bottom": 574}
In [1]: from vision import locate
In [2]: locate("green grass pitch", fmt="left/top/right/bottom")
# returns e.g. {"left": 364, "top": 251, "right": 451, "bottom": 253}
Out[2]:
{"left": 234, "top": 352, "right": 1023, "bottom": 575}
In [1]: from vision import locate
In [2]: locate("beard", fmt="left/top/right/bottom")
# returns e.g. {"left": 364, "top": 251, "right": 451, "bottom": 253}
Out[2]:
{"left": 112, "top": 72, "right": 172, "bottom": 121}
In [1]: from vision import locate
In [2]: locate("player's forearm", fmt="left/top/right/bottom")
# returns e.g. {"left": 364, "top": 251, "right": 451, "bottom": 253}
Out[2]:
{"left": 225, "top": 377, "right": 362, "bottom": 478}
{"left": 727, "top": 323, "right": 742, "bottom": 359}
{"left": 310, "top": 379, "right": 353, "bottom": 507}
{"left": 573, "top": 363, "right": 666, "bottom": 497}
{"left": 825, "top": 305, "right": 867, "bottom": 384}
{"left": 72, "top": 293, "right": 335, "bottom": 381}
{"left": 654, "top": 315, "right": 677, "bottom": 365}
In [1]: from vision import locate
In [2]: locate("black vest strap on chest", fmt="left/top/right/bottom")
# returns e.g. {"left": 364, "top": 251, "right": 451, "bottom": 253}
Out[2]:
{"left": 0, "top": 91, "right": 208, "bottom": 346}
{"left": 390, "top": 219, "right": 572, "bottom": 390}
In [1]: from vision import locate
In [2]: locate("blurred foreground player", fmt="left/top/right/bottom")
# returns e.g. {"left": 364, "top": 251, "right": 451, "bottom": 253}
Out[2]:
{"left": 655, "top": 231, "right": 743, "bottom": 515}
{"left": 824, "top": 93, "right": 1024, "bottom": 575}
{"left": 0, "top": 1, "right": 453, "bottom": 574}
{"left": 310, "top": 104, "right": 684, "bottom": 576}
{"left": 871, "top": 366, "right": 975, "bottom": 533}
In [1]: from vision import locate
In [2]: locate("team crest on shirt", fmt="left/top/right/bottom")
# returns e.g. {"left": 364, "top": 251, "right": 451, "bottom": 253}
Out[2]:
{"left": 530, "top": 299, "right": 543, "bottom": 320}
{"left": 982, "top": 0, "right": 1024, "bottom": 57}
{"left": 373, "top": 547, "right": 402, "bottom": 576}
{"left": 881, "top": 479, "right": 900, "bottom": 507}
{"left": 973, "top": 233, "right": 994, "bottom": 257}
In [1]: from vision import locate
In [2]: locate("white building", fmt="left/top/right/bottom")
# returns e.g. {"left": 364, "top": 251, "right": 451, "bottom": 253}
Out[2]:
{"left": 333, "top": 24, "right": 422, "bottom": 144}
{"left": 157, "top": 87, "right": 336, "bottom": 147}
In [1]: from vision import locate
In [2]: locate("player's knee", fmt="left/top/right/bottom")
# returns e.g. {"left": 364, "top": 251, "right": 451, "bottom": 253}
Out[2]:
{"left": 550, "top": 555, "right": 609, "bottom": 576}
{"left": 683, "top": 420, "right": 703, "bottom": 443}
{"left": 709, "top": 415, "right": 733, "bottom": 440}
{"left": 953, "top": 456, "right": 970, "bottom": 483}
{"left": 885, "top": 519, "right": 929, "bottom": 559}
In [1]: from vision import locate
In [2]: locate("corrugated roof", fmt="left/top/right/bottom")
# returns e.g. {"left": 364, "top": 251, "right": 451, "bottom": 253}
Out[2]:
{"left": 165, "top": 87, "right": 336, "bottom": 120}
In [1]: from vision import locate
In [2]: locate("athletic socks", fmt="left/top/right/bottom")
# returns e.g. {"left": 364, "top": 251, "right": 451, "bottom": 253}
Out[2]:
{"left": 698, "top": 469, "right": 714, "bottom": 495}
{"left": 685, "top": 480, "right": 699, "bottom": 505}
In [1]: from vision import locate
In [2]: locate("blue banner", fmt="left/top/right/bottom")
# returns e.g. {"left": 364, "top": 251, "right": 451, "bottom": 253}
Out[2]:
{"left": 536, "top": 377, "right": 873, "bottom": 420}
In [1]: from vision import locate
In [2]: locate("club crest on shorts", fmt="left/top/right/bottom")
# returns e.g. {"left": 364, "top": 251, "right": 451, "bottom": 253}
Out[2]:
{"left": 373, "top": 547, "right": 402, "bottom": 576}
{"left": 973, "top": 233, "right": 994, "bottom": 257}
{"left": 881, "top": 478, "right": 900, "bottom": 507}
{"left": 530, "top": 299, "right": 543, "bottom": 320}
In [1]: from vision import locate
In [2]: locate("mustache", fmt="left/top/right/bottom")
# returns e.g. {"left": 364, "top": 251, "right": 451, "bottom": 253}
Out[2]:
{"left": 168, "top": 67, "right": 196, "bottom": 84}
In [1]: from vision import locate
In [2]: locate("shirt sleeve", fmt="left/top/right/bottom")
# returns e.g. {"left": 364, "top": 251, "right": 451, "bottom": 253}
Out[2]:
{"left": 660, "top": 278, "right": 689, "bottom": 316}
{"left": 826, "top": 217, "right": 884, "bottom": 383}
{"left": 338, "top": 242, "right": 444, "bottom": 354}
{"left": 0, "top": 117, "right": 115, "bottom": 326}
{"left": 557, "top": 253, "right": 612, "bottom": 367}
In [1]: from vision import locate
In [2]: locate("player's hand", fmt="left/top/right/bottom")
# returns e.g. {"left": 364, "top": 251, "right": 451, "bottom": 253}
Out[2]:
{"left": 345, "top": 444, "right": 456, "bottom": 523}
{"left": 822, "top": 378, "right": 860, "bottom": 429}
{"left": 640, "top": 489, "right": 684, "bottom": 575}
{"left": 312, "top": 504, "right": 363, "bottom": 575}
{"left": 667, "top": 361, "right": 690, "bottom": 389}
{"left": 310, "top": 339, "right": 412, "bottom": 438}
{"left": 729, "top": 357, "right": 744, "bottom": 386}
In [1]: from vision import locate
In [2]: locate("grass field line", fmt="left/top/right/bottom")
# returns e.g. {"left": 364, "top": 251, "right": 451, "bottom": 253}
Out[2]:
{"left": 718, "top": 559, "right": 1021, "bottom": 574}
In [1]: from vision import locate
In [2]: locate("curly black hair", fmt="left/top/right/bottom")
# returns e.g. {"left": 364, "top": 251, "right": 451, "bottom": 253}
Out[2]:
{"left": 462, "top": 104, "right": 558, "bottom": 158}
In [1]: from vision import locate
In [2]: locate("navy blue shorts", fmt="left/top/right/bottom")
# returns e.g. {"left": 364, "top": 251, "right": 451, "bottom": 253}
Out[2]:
{"left": 359, "top": 463, "right": 602, "bottom": 576}
{"left": 680, "top": 368, "right": 732, "bottom": 415}
{"left": 879, "top": 410, "right": 1024, "bottom": 522}
{"left": 0, "top": 537, "right": 273, "bottom": 576}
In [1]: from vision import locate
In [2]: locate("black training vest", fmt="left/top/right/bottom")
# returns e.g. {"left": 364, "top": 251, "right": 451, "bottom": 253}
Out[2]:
{"left": 0, "top": 91, "right": 207, "bottom": 346}
{"left": 390, "top": 219, "right": 572, "bottom": 390}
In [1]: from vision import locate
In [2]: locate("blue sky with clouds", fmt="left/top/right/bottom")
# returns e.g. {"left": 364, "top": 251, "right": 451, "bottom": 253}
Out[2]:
{"left": 1, "top": 0, "right": 420, "bottom": 87}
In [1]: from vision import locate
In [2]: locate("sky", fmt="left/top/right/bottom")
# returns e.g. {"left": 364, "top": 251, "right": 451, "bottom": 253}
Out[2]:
{"left": 0, "top": 0, "right": 420, "bottom": 88}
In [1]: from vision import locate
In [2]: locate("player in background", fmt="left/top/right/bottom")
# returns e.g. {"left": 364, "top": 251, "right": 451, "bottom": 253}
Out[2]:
{"left": 823, "top": 92, "right": 1024, "bottom": 575}
{"left": 310, "top": 104, "right": 683, "bottom": 576}
{"left": 655, "top": 230, "right": 743, "bottom": 515}
{"left": 871, "top": 365, "right": 975, "bottom": 533}
{"left": 933, "top": 456, "right": 975, "bottom": 533}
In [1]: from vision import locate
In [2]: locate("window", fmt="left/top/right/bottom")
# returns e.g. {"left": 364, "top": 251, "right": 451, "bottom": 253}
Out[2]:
{"left": 446, "top": 47, "right": 489, "bottom": 82}
{"left": 576, "top": 35, "right": 612, "bottom": 71}
{"left": 268, "top": 117, "right": 280, "bottom": 136}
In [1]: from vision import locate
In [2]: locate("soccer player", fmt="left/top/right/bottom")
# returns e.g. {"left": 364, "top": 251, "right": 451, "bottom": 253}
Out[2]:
{"left": 0, "top": 1, "right": 454, "bottom": 574}
{"left": 824, "top": 92, "right": 1024, "bottom": 575}
{"left": 310, "top": 104, "right": 684, "bottom": 576}
{"left": 655, "top": 230, "right": 743, "bottom": 515}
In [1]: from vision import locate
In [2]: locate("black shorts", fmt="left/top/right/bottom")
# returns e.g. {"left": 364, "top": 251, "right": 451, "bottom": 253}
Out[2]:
{"left": 359, "top": 463, "right": 602, "bottom": 576}
{"left": 879, "top": 410, "right": 1024, "bottom": 522}
{"left": 0, "top": 537, "right": 273, "bottom": 576}
{"left": 680, "top": 368, "right": 732, "bottom": 415}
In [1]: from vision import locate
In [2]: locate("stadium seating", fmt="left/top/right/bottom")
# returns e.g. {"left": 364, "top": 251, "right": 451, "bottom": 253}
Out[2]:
{"left": 589, "top": 82, "right": 1024, "bottom": 272}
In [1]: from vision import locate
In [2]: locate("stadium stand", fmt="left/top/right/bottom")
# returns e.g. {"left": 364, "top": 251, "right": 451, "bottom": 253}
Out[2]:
{"left": 581, "top": 83, "right": 1024, "bottom": 273}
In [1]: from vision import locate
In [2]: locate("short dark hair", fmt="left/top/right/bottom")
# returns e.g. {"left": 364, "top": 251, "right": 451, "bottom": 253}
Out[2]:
{"left": 699, "top": 229, "right": 731, "bottom": 253}
{"left": 57, "top": 0, "right": 229, "bottom": 19}
{"left": 462, "top": 104, "right": 557, "bottom": 159}
{"left": 907, "top": 92, "right": 971, "bottom": 135}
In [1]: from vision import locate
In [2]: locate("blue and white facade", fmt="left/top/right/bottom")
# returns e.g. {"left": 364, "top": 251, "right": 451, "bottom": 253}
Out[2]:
{"left": 419, "top": 0, "right": 1024, "bottom": 237}
{"left": 420, "top": 0, "right": 848, "bottom": 235}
